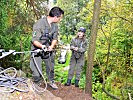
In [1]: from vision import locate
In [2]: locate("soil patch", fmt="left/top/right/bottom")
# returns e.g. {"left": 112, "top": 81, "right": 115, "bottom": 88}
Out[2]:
{"left": 47, "top": 82, "right": 93, "bottom": 100}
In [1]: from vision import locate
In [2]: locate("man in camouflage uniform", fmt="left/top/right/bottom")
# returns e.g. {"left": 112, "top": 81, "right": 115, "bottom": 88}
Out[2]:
{"left": 30, "top": 7, "right": 64, "bottom": 89}
{"left": 65, "top": 27, "right": 87, "bottom": 87}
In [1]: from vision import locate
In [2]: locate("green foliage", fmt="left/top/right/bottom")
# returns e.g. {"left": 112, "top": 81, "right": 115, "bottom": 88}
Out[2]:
{"left": 0, "top": 0, "right": 132, "bottom": 100}
{"left": 57, "top": 0, "right": 91, "bottom": 38}
{"left": 57, "top": 0, "right": 133, "bottom": 99}
{"left": 59, "top": 34, "right": 73, "bottom": 44}
{"left": 54, "top": 50, "right": 71, "bottom": 83}
{"left": 0, "top": 1, "right": 8, "bottom": 33}
{"left": 94, "top": 0, "right": 133, "bottom": 99}
{"left": 0, "top": 0, "right": 32, "bottom": 70}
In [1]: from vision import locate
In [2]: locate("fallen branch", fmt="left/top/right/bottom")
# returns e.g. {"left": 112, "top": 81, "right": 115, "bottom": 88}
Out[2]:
{"left": 96, "top": 58, "right": 120, "bottom": 100}
{"left": 102, "top": 82, "right": 120, "bottom": 100}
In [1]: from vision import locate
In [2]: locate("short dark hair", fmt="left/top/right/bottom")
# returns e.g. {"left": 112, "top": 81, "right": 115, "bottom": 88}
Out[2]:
{"left": 49, "top": 7, "right": 64, "bottom": 17}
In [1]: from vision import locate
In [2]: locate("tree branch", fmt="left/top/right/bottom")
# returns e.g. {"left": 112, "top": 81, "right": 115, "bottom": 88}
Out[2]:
{"left": 100, "top": 25, "right": 108, "bottom": 41}
{"left": 101, "top": 7, "right": 132, "bottom": 24}
{"left": 97, "top": 58, "right": 120, "bottom": 100}
{"left": 26, "top": 0, "right": 39, "bottom": 20}
{"left": 102, "top": 84, "right": 120, "bottom": 100}
{"left": 96, "top": 41, "right": 120, "bottom": 100}
{"left": 114, "top": 13, "right": 132, "bottom": 24}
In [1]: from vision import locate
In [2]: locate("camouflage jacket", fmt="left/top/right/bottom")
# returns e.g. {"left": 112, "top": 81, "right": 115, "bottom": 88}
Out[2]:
{"left": 70, "top": 37, "right": 87, "bottom": 59}
{"left": 31, "top": 16, "right": 58, "bottom": 49}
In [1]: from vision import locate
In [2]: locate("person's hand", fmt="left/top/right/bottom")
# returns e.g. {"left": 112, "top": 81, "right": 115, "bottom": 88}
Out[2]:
{"left": 71, "top": 46, "right": 75, "bottom": 49}
{"left": 42, "top": 45, "right": 46, "bottom": 49}
{"left": 35, "top": 49, "right": 41, "bottom": 53}
{"left": 48, "top": 46, "right": 53, "bottom": 51}
{"left": 42, "top": 45, "right": 47, "bottom": 52}
{"left": 73, "top": 47, "right": 78, "bottom": 51}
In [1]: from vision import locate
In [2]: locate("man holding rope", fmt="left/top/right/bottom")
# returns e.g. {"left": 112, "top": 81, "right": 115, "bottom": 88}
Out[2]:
{"left": 30, "top": 7, "right": 64, "bottom": 89}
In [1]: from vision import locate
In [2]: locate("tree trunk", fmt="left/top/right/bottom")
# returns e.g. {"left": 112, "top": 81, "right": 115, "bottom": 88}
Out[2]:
{"left": 85, "top": 0, "right": 101, "bottom": 96}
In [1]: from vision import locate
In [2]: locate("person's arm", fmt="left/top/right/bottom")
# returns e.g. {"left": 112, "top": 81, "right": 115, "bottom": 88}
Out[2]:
{"left": 70, "top": 38, "right": 76, "bottom": 50}
{"left": 48, "top": 39, "right": 57, "bottom": 51}
{"left": 48, "top": 24, "right": 58, "bottom": 51}
{"left": 70, "top": 38, "right": 79, "bottom": 51}
{"left": 32, "top": 19, "right": 46, "bottom": 49}
{"left": 32, "top": 29, "right": 45, "bottom": 49}
{"left": 77, "top": 39, "right": 88, "bottom": 53}
{"left": 32, "top": 41, "right": 44, "bottom": 49}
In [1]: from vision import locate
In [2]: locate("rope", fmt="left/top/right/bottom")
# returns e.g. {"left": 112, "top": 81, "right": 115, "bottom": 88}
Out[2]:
{"left": 31, "top": 52, "right": 47, "bottom": 93}
{"left": 12, "top": 49, "right": 42, "bottom": 55}
{"left": 0, "top": 50, "right": 15, "bottom": 59}
{"left": 0, "top": 49, "right": 48, "bottom": 93}
{"left": 13, "top": 49, "right": 48, "bottom": 93}
{"left": 0, "top": 67, "right": 29, "bottom": 93}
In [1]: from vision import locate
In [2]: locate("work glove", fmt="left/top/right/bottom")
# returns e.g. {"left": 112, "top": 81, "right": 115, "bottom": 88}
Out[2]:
{"left": 71, "top": 46, "right": 78, "bottom": 51}
{"left": 42, "top": 45, "right": 47, "bottom": 52}
{"left": 73, "top": 47, "right": 78, "bottom": 51}
{"left": 34, "top": 49, "right": 41, "bottom": 53}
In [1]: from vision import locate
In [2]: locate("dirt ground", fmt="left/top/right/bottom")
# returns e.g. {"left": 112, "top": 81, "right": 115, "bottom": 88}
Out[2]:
{"left": 0, "top": 80, "right": 93, "bottom": 100}
{"left": 47, "top": 82, "right": 93, "bottom": 100}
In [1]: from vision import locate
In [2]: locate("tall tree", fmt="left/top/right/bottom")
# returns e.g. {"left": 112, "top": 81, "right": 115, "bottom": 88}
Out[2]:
{"left": 85, "top": 0, "right": 101, "bottom": 96}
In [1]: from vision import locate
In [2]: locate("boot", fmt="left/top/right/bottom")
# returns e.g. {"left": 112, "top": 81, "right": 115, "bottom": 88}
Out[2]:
{"left": 33, "top": 76, "right": 42, "bottom": 83}
{"left": 64, "top": 79, "right": 71, "bottom": 86}
{"left": 75, "top": 79, "right": 79, "bottom": 87}
{"left": 48, "top": 80, "right": 58, "bottom": 89}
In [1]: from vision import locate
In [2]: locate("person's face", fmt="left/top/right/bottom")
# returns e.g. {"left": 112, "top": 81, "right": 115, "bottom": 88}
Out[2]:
{"left": 53, "top": 14, "right": 63, "bottom": 23}
{"left": 78, "top": 31, "right": 84, "bottom": 38}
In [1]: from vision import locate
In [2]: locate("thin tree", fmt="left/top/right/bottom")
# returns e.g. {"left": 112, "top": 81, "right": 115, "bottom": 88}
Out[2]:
{"left": 85, "top": 0, "right": 101, "bottom": 96}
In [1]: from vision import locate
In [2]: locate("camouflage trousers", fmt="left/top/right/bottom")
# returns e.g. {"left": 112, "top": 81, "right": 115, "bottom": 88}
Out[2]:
{"left": 30, "top": 52, "right": 55, "bottom": 82}
{"left": 68, "top": 54, "right": 84, "bottom": 80}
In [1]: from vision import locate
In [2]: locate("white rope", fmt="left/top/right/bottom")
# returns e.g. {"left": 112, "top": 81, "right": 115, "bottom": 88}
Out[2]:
{"left": 0, "top": 49, "right": 48, "bottom": 93}
{"left": 0, "top": 50, "right": 15, "bottom": 59}
{"left": 31, "top": 53, "right": 47, "bottom": 93}
{"left": 0, "top": 67, "right": 29, "bottom": 93}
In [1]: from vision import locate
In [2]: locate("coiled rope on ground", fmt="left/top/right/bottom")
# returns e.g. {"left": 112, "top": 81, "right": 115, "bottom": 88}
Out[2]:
{"left": 0, "top": 67, "right": 29, "bottom": 93}
{"left": 0, "top": 49, "right": 48, "bottom": 93}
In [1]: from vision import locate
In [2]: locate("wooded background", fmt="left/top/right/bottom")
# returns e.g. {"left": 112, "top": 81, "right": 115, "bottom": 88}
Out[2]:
{"left": 0, "top": 0, "right": 132, "bottom": 99}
